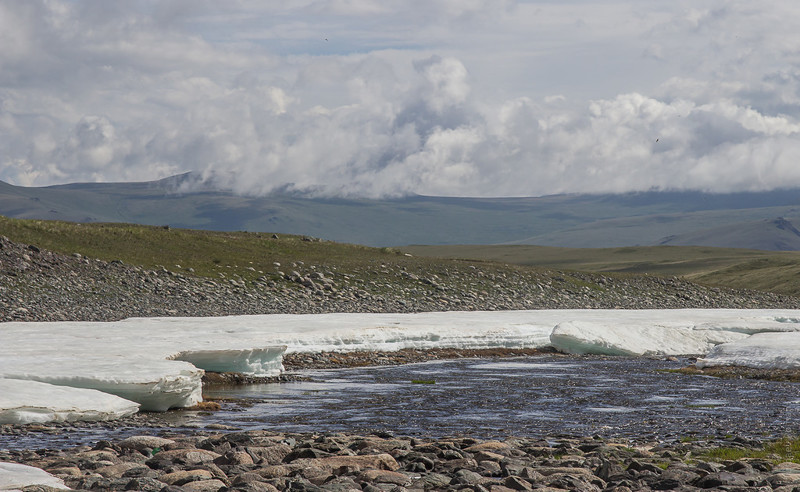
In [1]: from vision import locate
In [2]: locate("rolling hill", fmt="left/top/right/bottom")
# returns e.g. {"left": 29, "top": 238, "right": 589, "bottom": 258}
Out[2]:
{"left": 1, "top": 173, "right": 800, "bottom": 249}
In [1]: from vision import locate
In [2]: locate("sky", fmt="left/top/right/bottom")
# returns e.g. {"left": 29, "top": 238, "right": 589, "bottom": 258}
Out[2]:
{"left": 1, "top": 1, "right": 800, "bottom": 198}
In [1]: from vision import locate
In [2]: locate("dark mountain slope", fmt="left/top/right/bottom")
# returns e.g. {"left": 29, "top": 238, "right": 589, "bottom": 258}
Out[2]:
{"left": 1, "top": 174, "right": 799, "bottom": 248}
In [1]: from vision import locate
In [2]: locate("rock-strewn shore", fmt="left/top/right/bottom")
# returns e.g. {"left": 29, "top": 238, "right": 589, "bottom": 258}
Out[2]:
{"left": 5, "top": 430, "right": 800, "bottom": 492}
{"left": 3, "top": 235, "right": 800, "bottom": 323}
{"left": 6, "top": 237, "right": 800, "bottom": 491}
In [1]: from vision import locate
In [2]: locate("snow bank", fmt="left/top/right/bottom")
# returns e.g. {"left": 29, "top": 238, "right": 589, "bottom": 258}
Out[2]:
{"left": 698, "top": 332, "right": 800, "bottom": 369}
{"left": 0, "top": 379, "right": 139, "bottom": 424}
{"left": 0, "top": 318, "right": 287, "bottom": 414}
{"left": 0, "top": 359, "right": 203, "bottom": 412}
{"left": 3, "top": 309, "right": 800, "bottom": 424}
{"left": 0, "top": 462, "right": 69, "bottom": 490}
{"left": 549, "top": 309, "right": 800, "bottom": 356}
{"left": 550, "top": 320, "right": 748, "bottom": 356}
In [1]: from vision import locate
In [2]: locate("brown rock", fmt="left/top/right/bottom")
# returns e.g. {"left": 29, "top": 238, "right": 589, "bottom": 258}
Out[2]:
{"left": 160, "top": 469, "right": 214, "bottom": 485}
{"left": 768, "top": 472, "right": 800, "bottom": 488}
{"left": 75, "top": 449, "right": 119, "bottom": 462}
{"left": 358, "top": 469, "right": 412, "bottom": 486}
{"left": 118, "top": 435, "right": 176, "bottom": 452}
{"left": 246, "top": 444, "right": 292, "bottom": 465}
{"left": 480, "top": 460, "right": 502, "bottom": 474}
{"left": 214, "top": 451, "right": 255, "bottom": 466}
{"left": 290, "top": 453, "right": 400, "bottom": 473}
{"left": 465, "top": 441, "right": 512, "bottom": 452}
{"left": 475, "top": 450, "right": 506, "bottom": 462}
{"left": 95, "top": 462, "right": 148, "bottom": 478}
{"left": 352, "top": 439, "right": 412, "bottom": 453}
{"left": 256, "top": 464, "right": 304, "bottom": 478}
{"left": 504, "top": 475, "right": 534, "bottom": 491}
{"left": 180, "top": 478, "right": 228, "bottom": 491}
{"left": 299, "top": 466, "right": 333, "bottom": 485}
{"left": 45, "top": 466, "right": 81, "bottom": 477}
{"left": 533, "top": 466, "right": 595, "bottom": 477}
{"left": 151, "top": 448, "right": 221, "bottom": 465}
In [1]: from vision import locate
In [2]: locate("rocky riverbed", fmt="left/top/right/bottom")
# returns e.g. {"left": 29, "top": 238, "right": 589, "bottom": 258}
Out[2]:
{"left": 3, "top": 235, "right": 800, "bottom": 323}
{"left": 6, "top": 236, "right": 800, "bottom": 490}
{"left": 6, "top": 429, "right": 800, "bottom": 491}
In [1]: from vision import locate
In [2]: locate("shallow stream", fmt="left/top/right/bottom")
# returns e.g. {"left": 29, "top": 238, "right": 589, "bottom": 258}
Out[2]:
{"left": 4, "top": 355, "right": 800, "bottom": 450}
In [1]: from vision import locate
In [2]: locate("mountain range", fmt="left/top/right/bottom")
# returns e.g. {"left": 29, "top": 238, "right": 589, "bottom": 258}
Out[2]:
{"left": 1, "top": 173, "right": 800, "bottom": 250}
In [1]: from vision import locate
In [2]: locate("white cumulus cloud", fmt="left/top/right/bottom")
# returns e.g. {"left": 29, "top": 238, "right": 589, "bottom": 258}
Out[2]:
{"left": 1, "top": 0, "right": 800, "bottom": 197}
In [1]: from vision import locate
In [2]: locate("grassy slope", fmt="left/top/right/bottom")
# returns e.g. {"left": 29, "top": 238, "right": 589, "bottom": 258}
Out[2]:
{"left": 401, "top": 244, "right": 800, "bottom": 296}
{"left": 5, "top": 215, "right": 800, "bottom": 297}
{"left": 0, "top": 216, "right": 482, "bottom": 289}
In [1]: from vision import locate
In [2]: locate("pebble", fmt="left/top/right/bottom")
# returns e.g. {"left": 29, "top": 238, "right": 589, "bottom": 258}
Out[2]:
{"left": 3, "top": 431, "right": 800, "bottom": 491}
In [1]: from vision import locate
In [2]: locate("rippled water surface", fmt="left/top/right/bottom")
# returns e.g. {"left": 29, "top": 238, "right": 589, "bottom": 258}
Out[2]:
{"left": 5, "top": 355, "right": 800, "bottom": 449}
{"left": 204, "top": 355, "right": 800, "bottom": 440}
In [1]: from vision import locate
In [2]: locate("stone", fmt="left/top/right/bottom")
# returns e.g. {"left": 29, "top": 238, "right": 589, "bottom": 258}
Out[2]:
{"left": 475, "top": 451, "right": 506, "bottom": 462}
{"left": 546, "top": 474, "right": 602, "bottom": 492}
{"left": 123, "top": 477, "right": 168, "bottom": 491}
{"left": 159, "top": 469, "right": 215, "bottom": 485}
{"left": 75, "top": 449, "right": 119, "bottom": 462}
{"left": 118, "top": 435, "right": 176, "bottom": 452}
{"left": 695, "top": 471, "right": 750, "bottom": 488}
{"left": 411, "top": 472, "right": 452, "bottom": 489}
{"left": 452, "top": 469, "right": 486, "bottom": 485}
{"left": 246, "top": 444, "right": 293, "bottom": 465}
{"left": 290, "top": 453, "right": 400, "bottom": 473}
{"left": 503, "top": 475, "right": 534, "bottom": 490}
{"left": 148, "top": 448, "right": 221, "bottom": 466}
{"left": 479, "top": 460, "right": 502, "bottom": 475}
{"left": 45, "top": 466, "right": 81, "bottom": 477}
{"left": 358, "top": 469, "right": 411, "bottom": 486}
{"left": 534, "top": 466, "right": 596, "bottom": 477}
{"left": 95, "top": 462, "right": 148, "bottom": 478}
{"left": 256, "top": 464, "right": 304, "bottom": 478}
{"left": 180, "top": 478, "right": 228, "bottom": 491}
{"left": 464, "top": 442, "right": 512, "bottom": 453}
{"left": 769, "top": 472, "right": 800, "bottom": 488}
{"left": 214, "top": 451, "right": 255, "bottom": 466}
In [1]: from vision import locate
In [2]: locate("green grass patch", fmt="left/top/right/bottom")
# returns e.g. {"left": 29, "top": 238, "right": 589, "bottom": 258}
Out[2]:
{"left": 693, "top": 437, "right": 800, "bottom": 464}
{"left": 402, "top": 243, "right": 800, "bottom": 296}
{"left": 411, "top": 379, "right": 436, "bottom": 385}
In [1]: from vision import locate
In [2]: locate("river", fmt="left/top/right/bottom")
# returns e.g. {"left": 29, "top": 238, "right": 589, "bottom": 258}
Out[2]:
{"left": 4, "top": 355, "right": 796, "bottom": 450}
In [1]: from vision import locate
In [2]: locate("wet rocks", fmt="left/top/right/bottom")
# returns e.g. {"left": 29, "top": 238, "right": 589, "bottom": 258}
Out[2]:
{"left": 6, "top": 432, "right": 800, "bottom": 491}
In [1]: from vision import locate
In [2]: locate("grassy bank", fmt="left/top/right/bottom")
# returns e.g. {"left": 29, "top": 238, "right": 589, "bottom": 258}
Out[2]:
{"left": 4, "top": 214, "right": 800, "bottom": 298}
{"left": 402, "top": 244, "right": 800, "bottom": 296}
{"left": 0, "top": 216, "right": 423, "bottom": 283}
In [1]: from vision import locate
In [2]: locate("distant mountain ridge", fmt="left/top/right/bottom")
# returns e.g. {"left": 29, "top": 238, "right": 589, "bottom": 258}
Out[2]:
{"left": 1, "top": 173, "right": 799, "bottom": 250}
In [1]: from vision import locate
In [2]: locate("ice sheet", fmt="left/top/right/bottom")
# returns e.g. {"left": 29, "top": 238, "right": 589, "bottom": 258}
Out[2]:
{"left": 2, "top": 309, "right": 800, "bottom": 424}
{"left": 0, "top": 379, "right": 139, "bottom": 424}
{"left": 0, "top": 462, "right": 69, "bottom": 490}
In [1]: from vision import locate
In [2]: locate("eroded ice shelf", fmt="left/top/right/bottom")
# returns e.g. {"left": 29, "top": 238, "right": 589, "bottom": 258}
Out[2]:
{"left": 0, "top": 378, "right": 139, "bottom": 425}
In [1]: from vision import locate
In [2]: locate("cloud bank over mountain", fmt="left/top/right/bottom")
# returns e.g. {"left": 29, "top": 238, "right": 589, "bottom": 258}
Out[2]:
{"left": 2, "top": 1, "right": 800, "bottom": 197}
